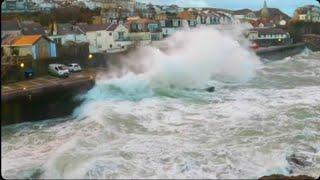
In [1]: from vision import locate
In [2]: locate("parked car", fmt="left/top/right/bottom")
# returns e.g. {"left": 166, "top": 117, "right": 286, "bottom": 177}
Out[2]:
{"left": 48, "top": 64, "right": 70, "bottom": 78}
{"left": 68, "top": 63, "right": 82, "bottom": 72}
{"left": 24, "top": 68, "right": 34, "bottom": 79}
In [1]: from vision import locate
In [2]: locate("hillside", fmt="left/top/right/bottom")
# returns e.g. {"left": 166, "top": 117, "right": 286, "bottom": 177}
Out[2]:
{"left": 255, "top": 8, "right": 291, "bottom": 20}
{"left": 233, "top": 8, "right": 253, "bottom": 15}
{"left": 232, "top": 8, "right": 290, "bottom": 21}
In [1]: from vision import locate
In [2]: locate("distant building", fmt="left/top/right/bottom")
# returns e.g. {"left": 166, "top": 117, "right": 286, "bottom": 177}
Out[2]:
{"left": 162, "top": 4, "right": 183, "bottom": 14}
{"left": 95, "top": 0, "right": 136, "bottom": 12}
{"left": 1, "top": 19, "right": 22, "bottom": 38}
{"left": 76, "top": 0, "right": 98, "bottom": 10}
{"left": 135, "top": 1, "right": 147, "bottom": 10}
{"left": 249, "top": 19, "right": 275, "bottom": 28}
{"left": 245, "top": 12, "right": 258, "bottom": 21}
{"left": 20, "top": 22, "right": 46, "bottom": 35}
{"left": 48, "top": 23, "right": 87, "bottom": 45}
{"left": 294, "top": 5, "right": 320, "bottom": 22}
{"left": 2, "top": 35, "right": 57, "bottom": 59}
{"left": 155, "top": 13, "right": 167, "bottom": 21}
{"left": 92, "top": 16, "right": 103, "bottom": 25}
{"left": 37, "top": 0, "right": 59, "bottom": 11}
{"left": 197, "top": 11, "right": 220, "bottom": 25}
{"left": 160, "top": 17, "right": 182, "bottom": 37}
{"left": 261, "top": 0, "right": 270, "bottom": 21}
{"left": 1, "top": 0, "right": 39, "bottom": 13}
{"left": 177, "top": 10, "right": 197, "bottom": 27}
{"left": 216, "top": 12, "right": 234, "bottom": 25}
{"left": 77, "top": 23, "right": 131, "bottom": 53}
{"left": 148, "top": 21, "right": 163, "bottom": 41}
{"left": 247, "top": 27, "right": 291, "bottom": 47}
{"left": 101, "top": 8, "right": 132, "bottom": 24}
{"left": 127, "top": 17, "right": 152, "bottom": 44}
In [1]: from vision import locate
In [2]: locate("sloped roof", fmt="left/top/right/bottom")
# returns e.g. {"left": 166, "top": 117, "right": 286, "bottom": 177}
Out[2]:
{"left": 76, "top": 23, "right": 124, "bottom": 33}
{"left": 55, "top": 23, "right": 84, "bottom": 35}
{"left": 13, "top": 35, "right": 42, "bottom": 46}
{"left": 85, "top": 24, "right": 111, "bottom": 32}
{"left": 6, "top": 35, "right": 53, "bottom": 46}
{"left": 178, "top": 11, "right": 196, "bottom": 20}
{"left": 296, "top": 5, "right": 319, "bottom": 14}
{"left": 21, "top": 22, "right": 46, "bottom": 35}
{"left": 56, "top": 23, "right": 74, "bottom": 35}
{"left": 106, "top": 23, "right": 119, "bottom": 31}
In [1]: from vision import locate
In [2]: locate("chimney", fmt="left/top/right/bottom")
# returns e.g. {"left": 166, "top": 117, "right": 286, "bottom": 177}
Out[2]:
{"left": 53, "top": 22, "right": 58, "bottom": 36}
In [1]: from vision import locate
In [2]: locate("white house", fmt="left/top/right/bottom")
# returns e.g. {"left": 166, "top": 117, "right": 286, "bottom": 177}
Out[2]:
{"left": 49, "top": 23, "right": 87, "bottom": 45}
{"left": 78, "top": 23, "right": 131, "bottom": 54}
{"left": 299, "top": 14, "right": 307, "bottom": 21}
{"left": 196, "top": 12, "right": 220, "bottom": 26}
{"left": 295, "top": 5, "right": 320, "bottom": 22}
{"left": 160, "top": 19, "right": 182, "bottom": 37}
{"left": 104, "top": 23, "right": 132, "bottom": 53}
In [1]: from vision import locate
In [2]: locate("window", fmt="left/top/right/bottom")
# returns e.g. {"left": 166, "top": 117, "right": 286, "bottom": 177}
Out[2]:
{"left": 161, "top": 21, "right": 165, "bottom": 27}
{"left": 118, "top": 32, "right": 124, "bottom": 39}
{"left": 54, "top": 38, "right": 62, "bottom": 45}
{"left": 109, "top": 32, "right": 112, "bottom": 36}
{"left": 110, "top": 44, "right": 113, "bottom": 48}
{"left": 98, "top": 45, "right": 102, "bottom": 48}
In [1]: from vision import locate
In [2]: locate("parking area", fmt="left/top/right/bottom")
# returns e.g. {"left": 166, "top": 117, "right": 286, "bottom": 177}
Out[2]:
{"left": 2, "top": 68, "right": 108, "bottom": 101}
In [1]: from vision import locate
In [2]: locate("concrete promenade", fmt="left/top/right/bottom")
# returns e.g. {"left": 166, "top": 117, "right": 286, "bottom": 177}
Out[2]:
{"left": 1, "top": 68, "right": 108, "bottom": 101}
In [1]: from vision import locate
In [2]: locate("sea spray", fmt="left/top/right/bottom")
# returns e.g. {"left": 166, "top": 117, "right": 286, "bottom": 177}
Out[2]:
{"left": 80, "top": 26, "right": 261, "bottom": 103}
{"left": 2, "top": 47, "right": 320, "bottom": 179}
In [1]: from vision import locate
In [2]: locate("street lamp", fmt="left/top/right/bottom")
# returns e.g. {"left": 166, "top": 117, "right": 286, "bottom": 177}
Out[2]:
{"left": 89, "top": 54, "right": 93, "bottom": 59}
{"left": 20, "top": 63, "right": 25, "bottom": 68}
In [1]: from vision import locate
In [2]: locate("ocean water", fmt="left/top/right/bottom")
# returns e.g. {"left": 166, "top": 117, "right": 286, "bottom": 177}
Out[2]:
{"left": 1, "top": 27, "right": 320, "bottom": 179}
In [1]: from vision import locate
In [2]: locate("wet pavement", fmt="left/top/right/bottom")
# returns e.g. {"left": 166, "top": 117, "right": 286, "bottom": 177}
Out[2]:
{"left": 1, "top": 68, "right": 108, "bottom": 101}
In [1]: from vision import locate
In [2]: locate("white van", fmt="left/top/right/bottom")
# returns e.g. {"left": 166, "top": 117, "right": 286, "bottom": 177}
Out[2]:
{"left": 48, "top": 64, "right": 70, "bottom": 77}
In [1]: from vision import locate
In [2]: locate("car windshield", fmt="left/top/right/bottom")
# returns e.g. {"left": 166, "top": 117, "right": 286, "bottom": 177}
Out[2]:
{"left": 58, "top": 66, "right": 67, "bottom": 70}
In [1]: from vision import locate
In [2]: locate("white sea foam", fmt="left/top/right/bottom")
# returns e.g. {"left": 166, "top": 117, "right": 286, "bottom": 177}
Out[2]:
{"left": 104, "top": 26, "right": 260, "bottom": 88}
{"left": 1, "top": 27, "right": 320, "bottom": 179}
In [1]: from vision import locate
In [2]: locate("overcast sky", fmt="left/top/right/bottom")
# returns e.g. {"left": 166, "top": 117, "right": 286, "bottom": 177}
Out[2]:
{"left": 138, "top": 0, "right": 319, "bottom": 16}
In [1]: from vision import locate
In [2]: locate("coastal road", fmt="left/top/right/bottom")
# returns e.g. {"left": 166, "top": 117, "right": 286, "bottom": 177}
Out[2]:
{"left": 1, "top": 68, "right": 108, "bottom": 101}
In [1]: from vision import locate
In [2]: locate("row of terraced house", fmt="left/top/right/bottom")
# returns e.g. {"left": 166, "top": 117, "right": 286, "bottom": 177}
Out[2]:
{"left": 1, "top": 7, "right": 234, "bottom": 59}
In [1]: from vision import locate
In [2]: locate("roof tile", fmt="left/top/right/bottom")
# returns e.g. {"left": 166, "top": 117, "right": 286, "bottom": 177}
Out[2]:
{"left": 13, "top": 35, "right": 42, "bottom": 46}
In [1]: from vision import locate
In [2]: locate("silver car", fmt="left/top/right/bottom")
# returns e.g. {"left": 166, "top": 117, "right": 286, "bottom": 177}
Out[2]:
{"left": 68, "top": 63, "right": 82, "bottom": 72}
